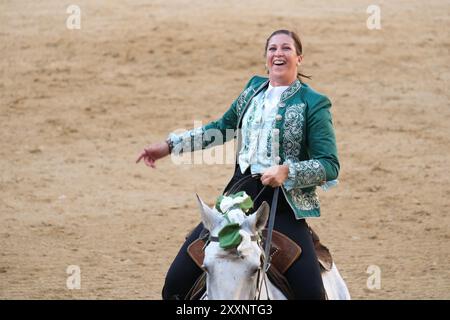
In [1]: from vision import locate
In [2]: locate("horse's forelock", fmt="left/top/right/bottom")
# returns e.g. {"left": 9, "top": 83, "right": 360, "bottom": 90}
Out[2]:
{"left": 213, "top": 229, "right": 257, "bottom": 260}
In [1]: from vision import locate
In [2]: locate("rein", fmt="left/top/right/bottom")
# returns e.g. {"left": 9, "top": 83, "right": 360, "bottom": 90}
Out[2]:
{"left": 258, "top": 186, "right": 279, "bottom": 300}
{"left": 224, "top": 174, "right": 268, "bottom": 206}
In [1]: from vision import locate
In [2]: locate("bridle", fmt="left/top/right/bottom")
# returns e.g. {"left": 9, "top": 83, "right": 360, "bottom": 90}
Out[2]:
{"left": 205, "top": 173, "right": 279, "bottom": 300}
{"left": 207, "top": 231, "right": 269, "bottom": 300}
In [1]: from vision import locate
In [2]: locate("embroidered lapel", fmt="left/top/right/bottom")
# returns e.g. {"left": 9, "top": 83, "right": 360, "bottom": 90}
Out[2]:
{"left": 237, "top": 80, "right": 269, "bottom": 128}
{"left": 280, "top": 79, "right": 301, "bottom": 103}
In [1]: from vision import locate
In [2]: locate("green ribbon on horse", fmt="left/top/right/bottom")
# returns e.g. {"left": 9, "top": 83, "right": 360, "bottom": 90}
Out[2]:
{"left": 215, "top": 191, "right": 253, "bottom": 214}
{"left": 214, "top": 191, "right": 254, "bottom": 249}
{"left": 218, "top": 223, "right": 242, "bottom": 249}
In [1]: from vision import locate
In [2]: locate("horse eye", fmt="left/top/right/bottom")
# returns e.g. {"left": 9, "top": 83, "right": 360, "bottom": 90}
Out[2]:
{"left": 250, "top": 266, "right": 260, "bottom": 275}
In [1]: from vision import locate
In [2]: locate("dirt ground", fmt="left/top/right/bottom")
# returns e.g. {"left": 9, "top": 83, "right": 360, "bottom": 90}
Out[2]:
{"left": 1, "top": 0, "right": 449, "bottom": 299}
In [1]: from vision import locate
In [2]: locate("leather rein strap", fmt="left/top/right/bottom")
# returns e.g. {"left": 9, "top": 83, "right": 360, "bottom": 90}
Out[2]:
{"left": 258, "top": 186, "right": 279, "bottom": 300}
{"left": 225, "top": 174, "right": 266, "bottom": 199}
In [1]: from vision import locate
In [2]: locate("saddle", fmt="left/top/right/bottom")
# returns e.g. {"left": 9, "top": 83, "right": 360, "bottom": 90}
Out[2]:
{"left": 186, "top": 226, "right": 333, "bottom": 299}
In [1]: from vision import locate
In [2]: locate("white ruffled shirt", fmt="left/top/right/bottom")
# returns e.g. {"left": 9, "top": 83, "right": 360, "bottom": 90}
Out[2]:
{"left": 238, "top": 83, "right": 289, "bottom": 174}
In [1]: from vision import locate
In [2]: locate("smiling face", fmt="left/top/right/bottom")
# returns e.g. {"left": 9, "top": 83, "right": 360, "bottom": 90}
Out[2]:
{"left": 265, "top": 33, "right": 303, "bottom": 86}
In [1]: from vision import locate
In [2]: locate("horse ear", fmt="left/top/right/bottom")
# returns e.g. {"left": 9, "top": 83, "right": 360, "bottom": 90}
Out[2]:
{"left": 245, "top": 201, "right": 269, "bottom": 232}
{"left": 196, "top": 194, "right": 222, "bottom": 232}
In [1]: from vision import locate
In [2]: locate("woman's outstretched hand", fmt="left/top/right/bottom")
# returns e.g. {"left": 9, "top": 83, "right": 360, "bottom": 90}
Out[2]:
{"left": 136, "top": 142, "right": 170, "bottom": 168}
{"left": 261, "top": 165, "right": 289, "bottom": 187}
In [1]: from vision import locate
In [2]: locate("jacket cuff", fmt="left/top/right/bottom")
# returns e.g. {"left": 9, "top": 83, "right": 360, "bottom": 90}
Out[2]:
{"left": 166, "top": 132, "right": 181, "bottom": 154}
{"left": 283, "top": 159, "right": 326, "bottom": 191}
{"left": 167, "top": 127, "right": 205, "bottom": 155}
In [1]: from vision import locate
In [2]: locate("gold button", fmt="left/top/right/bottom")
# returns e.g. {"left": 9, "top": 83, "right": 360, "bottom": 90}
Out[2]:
{"left": 276, "top": 114, "right": 282, "bottom": 121}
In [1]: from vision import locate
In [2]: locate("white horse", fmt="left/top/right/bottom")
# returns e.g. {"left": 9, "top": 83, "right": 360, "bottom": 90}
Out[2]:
{"left": 196, "top": 195, "right": 351, "bottom": 300}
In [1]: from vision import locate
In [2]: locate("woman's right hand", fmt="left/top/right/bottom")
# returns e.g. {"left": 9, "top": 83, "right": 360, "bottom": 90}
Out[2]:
{"left": 136, "top": 142, "right": 170, "bottom": 168}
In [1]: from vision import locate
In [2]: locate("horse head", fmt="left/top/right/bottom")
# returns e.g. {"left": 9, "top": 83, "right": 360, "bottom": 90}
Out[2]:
{"left": 196, "top": 194, "right": 269, "bottom": 300}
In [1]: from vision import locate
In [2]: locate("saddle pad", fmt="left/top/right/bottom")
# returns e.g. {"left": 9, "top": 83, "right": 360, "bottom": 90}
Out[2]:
{"left": 187, "top": 229, "right": 302, "bottom": 275}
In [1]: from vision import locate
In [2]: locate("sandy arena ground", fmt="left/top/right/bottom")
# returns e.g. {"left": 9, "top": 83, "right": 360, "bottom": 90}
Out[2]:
{"left": 1, "top": 0, "right": 449, "bottom": 299}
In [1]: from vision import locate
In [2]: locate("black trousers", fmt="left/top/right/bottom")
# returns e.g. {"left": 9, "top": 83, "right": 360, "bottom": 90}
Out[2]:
{"left": 162, "top": 166, "right": 326, "bottom": 300}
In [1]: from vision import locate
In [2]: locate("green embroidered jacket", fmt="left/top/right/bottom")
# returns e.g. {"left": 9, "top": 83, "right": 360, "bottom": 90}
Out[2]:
{"left": 169, "top": 75, "right": 340, "bottom": 219}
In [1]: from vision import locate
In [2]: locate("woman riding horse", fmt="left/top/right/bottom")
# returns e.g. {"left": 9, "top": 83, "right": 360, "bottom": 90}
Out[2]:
{"left": 136, "top": 29, "right": 340, "bottom": 300}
